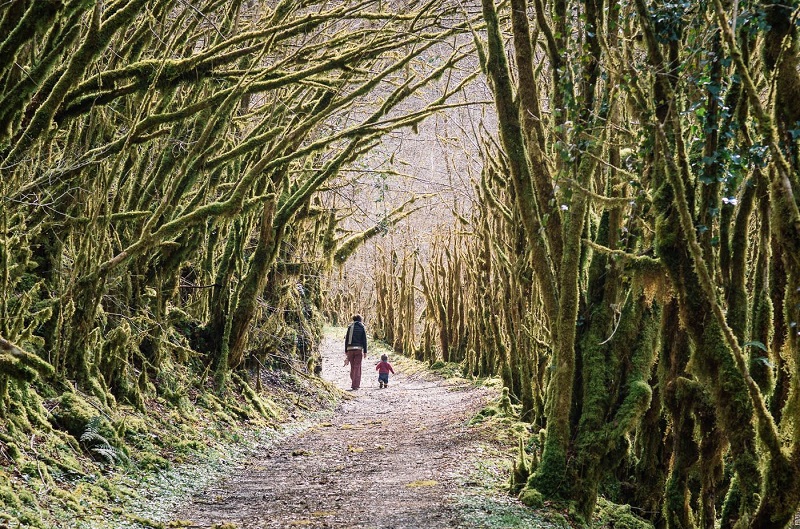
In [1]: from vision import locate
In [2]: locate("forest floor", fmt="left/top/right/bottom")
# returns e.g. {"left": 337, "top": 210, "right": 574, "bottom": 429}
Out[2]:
{"left": 123, "top": 328, "right": 569, "bottom": 529}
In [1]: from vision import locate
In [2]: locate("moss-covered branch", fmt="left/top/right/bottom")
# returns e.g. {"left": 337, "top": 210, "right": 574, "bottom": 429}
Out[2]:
{"left": 332, "top": 195, "right": 433, "bottom": 265}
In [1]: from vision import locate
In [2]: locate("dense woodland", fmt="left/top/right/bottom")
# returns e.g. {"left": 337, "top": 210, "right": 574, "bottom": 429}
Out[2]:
{"left": 345, "top": 0, "right": 800, "bottom": 527}
{"left": 1, "top": 0, "right": 799, "bottom": 528}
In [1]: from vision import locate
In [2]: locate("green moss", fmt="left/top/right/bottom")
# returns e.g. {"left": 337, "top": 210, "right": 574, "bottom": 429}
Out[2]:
{"left": 52, "top": 488, "right": 84, "bottom": 513}
{"left": 233, "top": 372, "right": 279, "bottom": 419}
{"left": 197, "top": 392, "right": 223, "bottom": 411}
{"left": 20, "top": 462, "right": 40, "bottom": 478}
{"left": 176, "top": 439, "right": 203, "bottom": 451}
{"left": 16, "top": 511, "right": 45, "bottom": 528}
{"left": 0, "top": 326, "right": 347, "bottom": 527}
{"left": 121, "top": 513, "right": 166, "bottom": 528}
{"left": 137, "top": 453, "right": 170, "bottom": 471}
{"left": 0, "top": 483, "right": 22, "bottom": 508}
{"left": 471, "top": 387, "right": 519, "bottom": 425}
{"left": 6, "top": 442, "right": 21, "bottom": 461}
{"left": 593, "top": 498, "right": 654, "bottom": 529}
{"left": 49, "top": 392, "right": 103, "bottom": 439}
{"left": 510, "top": 436, "right": 531, "bottom": 494}
{"left": 499, "top": 387, "right": 514, "bottom": 415}
{"left": 518, "top": 487, "right": 545, "bottom": 508}
{"left": 529, "top": 443, "right": 569, "bottom": 500}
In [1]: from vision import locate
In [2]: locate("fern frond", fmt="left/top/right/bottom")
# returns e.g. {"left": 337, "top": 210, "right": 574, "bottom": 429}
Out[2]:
{"left": 91, "top": 447, "right": 119, "bottom": 465}
{"left": 79, "top": 431, "right": 109, "bottom": 446}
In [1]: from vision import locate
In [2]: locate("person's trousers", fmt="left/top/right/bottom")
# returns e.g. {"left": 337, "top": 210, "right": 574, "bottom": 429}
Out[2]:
{"left": 347, "top": 348, "right": 364, "bottom": 389}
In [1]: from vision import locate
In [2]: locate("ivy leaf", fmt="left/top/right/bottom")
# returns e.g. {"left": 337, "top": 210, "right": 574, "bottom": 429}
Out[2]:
{"left": 699, "top": 174, "right": 715, "bottom": 184}
{"left": 743, "top": 340, "right": 767, "bottom": 352}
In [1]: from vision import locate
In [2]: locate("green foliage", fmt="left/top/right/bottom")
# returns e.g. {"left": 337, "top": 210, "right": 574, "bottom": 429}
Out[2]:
{"left": 80, "top": 416, "right": 128, "bottom": 467}
{"left": 592, "top": 498, "right": 654, "bottom": 529}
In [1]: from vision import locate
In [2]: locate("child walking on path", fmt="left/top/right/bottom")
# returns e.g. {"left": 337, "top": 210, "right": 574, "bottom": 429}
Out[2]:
{"left": 376, "top": 354, "right": 395, "bottom": 388}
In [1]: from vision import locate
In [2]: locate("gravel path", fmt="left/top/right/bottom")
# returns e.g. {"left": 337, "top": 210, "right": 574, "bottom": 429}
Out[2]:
{"left": 171, "top": 330, "right": 497, "bottom": 528}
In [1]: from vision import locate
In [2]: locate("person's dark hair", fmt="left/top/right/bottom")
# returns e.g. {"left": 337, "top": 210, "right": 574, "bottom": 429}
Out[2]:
{"left": 353, "top": 314, "right": 362, "bottom": 322}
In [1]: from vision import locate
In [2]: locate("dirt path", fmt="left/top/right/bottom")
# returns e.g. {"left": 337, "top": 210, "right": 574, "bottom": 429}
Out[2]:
{"left": 171, "top": 330, "right": 500, "bottom": 528}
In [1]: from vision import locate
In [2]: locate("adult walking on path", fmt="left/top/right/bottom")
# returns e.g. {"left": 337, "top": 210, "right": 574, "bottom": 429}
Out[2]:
{"left": 345, "top": 314, "right": 368, "bottom": 390}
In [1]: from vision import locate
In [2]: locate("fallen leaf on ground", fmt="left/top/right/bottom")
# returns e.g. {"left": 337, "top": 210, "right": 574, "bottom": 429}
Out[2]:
{"left": 406, "top": 480, "right": 438, "bottom": 488}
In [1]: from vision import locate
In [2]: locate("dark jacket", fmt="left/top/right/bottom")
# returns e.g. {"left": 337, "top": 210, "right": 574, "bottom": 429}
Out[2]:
{"left": 345, "top": 321, "right": 367, "bottom": 355}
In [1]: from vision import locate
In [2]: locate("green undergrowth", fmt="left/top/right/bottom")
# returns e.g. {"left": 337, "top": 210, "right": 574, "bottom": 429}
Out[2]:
{"left": 429, "top": 359, "right": 470, "bottom": 379}
{"left": 592, "top": 498, "right": 654, "bottom": 529}
{"left": 0, "top": 356, "right": 342, "bottom": 529}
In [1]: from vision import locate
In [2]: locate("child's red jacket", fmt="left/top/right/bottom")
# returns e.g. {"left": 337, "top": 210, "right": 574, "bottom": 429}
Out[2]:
{"left": 376, "top": 361, "right": 394, "bottom": 374}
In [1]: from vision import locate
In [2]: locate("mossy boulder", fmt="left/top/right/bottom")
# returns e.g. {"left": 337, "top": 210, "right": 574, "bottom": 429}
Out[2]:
{"left": 49, "top": 392, "right": 115, "bottom": 443}
{"left": 470, "top": 387, "right": 519, "bottom": 425}
{"left": 593, "top": 498, "right": 654, "bottom": 529}
{"left": 519, "top": 486, "right": 545, "bottom": 508}
{"left": 137, "top": 453, "right": 170, "bottom": 471}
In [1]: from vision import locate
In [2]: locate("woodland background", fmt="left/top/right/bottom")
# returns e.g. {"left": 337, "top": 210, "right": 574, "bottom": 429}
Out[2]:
{"left": 1, "top": 0, "right": 799, "bottom": 528}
